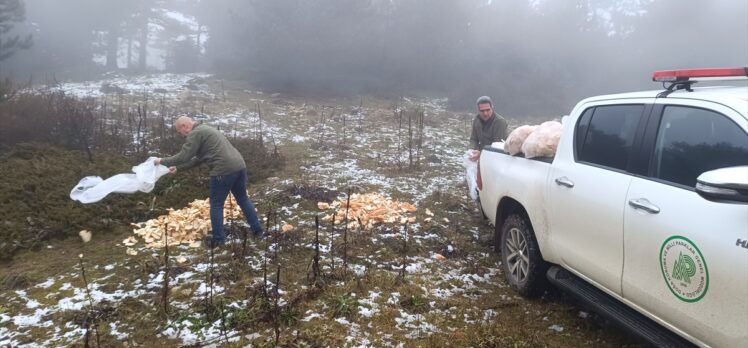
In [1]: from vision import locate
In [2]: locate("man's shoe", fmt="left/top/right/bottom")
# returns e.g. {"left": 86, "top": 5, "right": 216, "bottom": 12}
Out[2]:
{"left": 203, "top": 235, "right": 224, "bottom": 249}
{"left": 232, "top": 226, "right": 261, "bottom": 239}
{"left": 253, "top": 229, "right": 264, "bottom": 239}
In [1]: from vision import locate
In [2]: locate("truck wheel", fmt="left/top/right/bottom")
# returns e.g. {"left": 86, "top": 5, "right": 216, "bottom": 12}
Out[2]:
{"left": 500, "top": 214, "right": 549, "bottom": 298}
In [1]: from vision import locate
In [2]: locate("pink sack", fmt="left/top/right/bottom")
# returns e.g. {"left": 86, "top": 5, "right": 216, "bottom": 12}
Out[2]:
{"left": 504, "top": 125, "right": 537, "bottom": 155}
{"left": 522, "top": 121, "right": 562, "bottom": 158}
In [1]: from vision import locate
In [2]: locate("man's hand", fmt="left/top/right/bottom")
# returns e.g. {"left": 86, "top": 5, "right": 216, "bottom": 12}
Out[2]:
{"left": 154, "top": 158, "right": 161, "bottom": 165}
{"left": 168, "top": 166, "right": 177, "bottom": 174}
{"left": 469, "top": 150, "right": 481, "bottom": 161}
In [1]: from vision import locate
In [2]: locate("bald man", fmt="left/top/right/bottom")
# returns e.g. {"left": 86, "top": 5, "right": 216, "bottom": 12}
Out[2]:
{"left": 155, "top": 115, "right": 263, "bottom": 248}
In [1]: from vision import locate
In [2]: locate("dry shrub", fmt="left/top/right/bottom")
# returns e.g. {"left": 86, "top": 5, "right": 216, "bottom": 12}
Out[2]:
{"left": 0, "top": 90, "right": 179, "bottom": 157}
{"left": 232, "top": 138, "right": 285, "bottom": 183}
{"left": 0, "top": 92, "right": 97, "bottom": 151}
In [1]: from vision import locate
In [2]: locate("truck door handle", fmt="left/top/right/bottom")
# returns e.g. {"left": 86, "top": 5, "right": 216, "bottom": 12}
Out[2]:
{"left": 628, "top": 198, "right": 660, "bottom": 214}
{"left": 554, "top": 177, "right": 574, "bottom": 188}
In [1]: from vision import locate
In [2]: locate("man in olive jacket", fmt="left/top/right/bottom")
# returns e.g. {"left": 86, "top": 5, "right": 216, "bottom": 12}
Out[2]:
{"left": 469, "top": 96, "right": 508, "bottom": 161}
{"left": 155, "top": 115, "right": 263, "bottom": 247}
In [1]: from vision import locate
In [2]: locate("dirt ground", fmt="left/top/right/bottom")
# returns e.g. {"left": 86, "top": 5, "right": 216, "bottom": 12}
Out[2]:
{"left": 0, "top": 74, "right": 642, "bottom": 347}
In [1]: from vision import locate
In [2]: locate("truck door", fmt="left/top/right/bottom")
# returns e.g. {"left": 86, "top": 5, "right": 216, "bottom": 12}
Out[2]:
{"left": 622, "top": 102, "right": 748, "bottom": 347}
{"left": 549, "top": 103, "right": 647, "bottom": 295}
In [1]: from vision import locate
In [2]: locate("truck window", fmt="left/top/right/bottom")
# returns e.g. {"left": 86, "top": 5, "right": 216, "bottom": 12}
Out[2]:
{"left": 653, "top": 106, "right": 748, "bottom": 188}
{"left": 577, "top": 105, "right": 644, "bottom": 171}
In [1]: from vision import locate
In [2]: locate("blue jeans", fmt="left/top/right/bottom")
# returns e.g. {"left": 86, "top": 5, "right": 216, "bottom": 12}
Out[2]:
{"left": 209, "top": 168, "right": 262, "bottom": 243}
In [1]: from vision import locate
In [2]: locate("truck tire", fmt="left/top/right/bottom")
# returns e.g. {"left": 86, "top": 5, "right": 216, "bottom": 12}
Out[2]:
{"left": 499, "top": 214, "right": 549, "bottom": 298}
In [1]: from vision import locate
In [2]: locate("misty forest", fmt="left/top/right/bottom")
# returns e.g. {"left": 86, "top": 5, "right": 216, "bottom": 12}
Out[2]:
{"left": 0, "top": 0, "right": 746, "bottom": 346}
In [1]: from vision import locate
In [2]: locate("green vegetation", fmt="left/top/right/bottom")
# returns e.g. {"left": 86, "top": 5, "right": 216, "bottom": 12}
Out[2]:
{"left": 329, "top": 293, "right": 360, "bottom": 318}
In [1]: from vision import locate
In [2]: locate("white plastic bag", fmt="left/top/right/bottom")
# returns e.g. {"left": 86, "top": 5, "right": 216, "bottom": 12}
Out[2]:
{"left": 463, "top": 150, "right": 479, "bottom": 201}
{"left": 70, "top": 157, "right": 170, "bottom": 204}
{"left": 505, "top": 125, "right": 537, "bottom": 155}
{"left": 521, "top": 121, "right": 563, "bottom": 158}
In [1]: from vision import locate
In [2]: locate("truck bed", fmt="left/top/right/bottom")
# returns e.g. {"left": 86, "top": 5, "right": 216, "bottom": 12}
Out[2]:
{"left": 478, "top": 146, "right": 554, "bottom": 245}
{"left": 482, "top": 146, "right": 554, "bottom": 164}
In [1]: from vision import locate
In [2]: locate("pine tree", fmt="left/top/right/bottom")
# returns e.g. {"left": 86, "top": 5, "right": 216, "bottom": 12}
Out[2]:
{"left": 0, "top": 0, "right": 32, "bottom": 61}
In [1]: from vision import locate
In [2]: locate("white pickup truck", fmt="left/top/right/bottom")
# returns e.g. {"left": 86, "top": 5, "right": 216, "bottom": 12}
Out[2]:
{"left": 477, "top": 68, "right": 748, "bottom": 347}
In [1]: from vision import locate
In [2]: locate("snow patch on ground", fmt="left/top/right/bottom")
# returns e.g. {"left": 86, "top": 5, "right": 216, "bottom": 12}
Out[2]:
{"left": 395, "top": 309, "right": 439, "bottom": 338}
{"left": 44, "top": 73, "right": 212, "bottom": 99}
{"left": 34, "top": 278, "right": 56, "bottom": 289}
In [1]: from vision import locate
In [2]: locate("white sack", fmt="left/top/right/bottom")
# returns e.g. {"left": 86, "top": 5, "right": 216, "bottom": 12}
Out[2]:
{"left": 491, "top": 141, "right": 505, "bottom": 150}
{"left": 504, "top": 125, "right": 537, "bottom": 155}
{"left": 521, "top": 121, "right": 563, "bottom": 158}
{"left": 463, "top": 150, "right": 479, "bottom": 201}
{"left": 70, "top": 157, "right": 170, "bottom": 204}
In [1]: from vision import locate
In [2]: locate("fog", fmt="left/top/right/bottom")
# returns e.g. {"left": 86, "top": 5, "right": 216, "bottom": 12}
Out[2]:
{"left": 1, "top": 0, "right": 746, "bottom": 116}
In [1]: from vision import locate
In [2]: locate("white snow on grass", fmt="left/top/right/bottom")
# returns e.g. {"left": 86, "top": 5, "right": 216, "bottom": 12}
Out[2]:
{"left": 302, "top": 312, "right": 322, "bottom": 322}
{"left": 0, "top": 326, "right": 17, "bottom": 346}
{"left": 109, "top": 322, "right": 129, "bottom": 340}
{"left": 358, "top": 291, "right": 381, "bottom": 318}
{"left": 439, "top": 267, "right": 500, "bottom": 290}
{"left": 163, "top": 318, "right": 239, "bottom": 346}
{"left": 34, "top": 278, "right": 56, "bottom": 289}
{"left": 13, "top": 308, "right": 52, "bottom": 328}
{"left": 386, "top": 292, "right": 400, "bottom": 305}
{"left": 350, "top": 264, "right": 367, "bottom": 277}
{"left": 394, "top": 309, "right": 438, "bottom": 338}
{"left": 25, "top": 299, "right": 40, "bottom": 309}
{"left": 195, "top": 283, "right": 225, "bottom": 296}
{"left": 44, "top": 73, "right": 212, "bottom": 99}
{"left": 56, "top": 283, "right": 148, "bottom": 311}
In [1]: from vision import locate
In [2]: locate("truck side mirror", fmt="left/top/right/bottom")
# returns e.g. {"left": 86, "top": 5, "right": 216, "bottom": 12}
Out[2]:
{"left": 695, "top": 166, "right": 748, "bottom": 204}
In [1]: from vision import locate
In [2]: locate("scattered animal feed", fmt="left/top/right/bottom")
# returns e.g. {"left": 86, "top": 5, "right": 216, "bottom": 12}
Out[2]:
{"left": 78, "top": 230, "right": 92, "bottom": 243}
{"left": 126, "top": 195, "right": 245, "bottom": 249}
{"left": 320, "top": 193, "right": 417, "bottom": 230}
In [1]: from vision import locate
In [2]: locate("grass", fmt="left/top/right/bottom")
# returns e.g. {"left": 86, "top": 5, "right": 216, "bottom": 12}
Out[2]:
{"left": 0, "top": 183, "right": 637, "bottom": 347}
{"left": 328, "top": 293, "right": 360, "bottom": 318}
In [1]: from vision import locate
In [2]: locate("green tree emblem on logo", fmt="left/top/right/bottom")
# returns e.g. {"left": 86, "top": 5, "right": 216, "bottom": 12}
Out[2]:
{"left": 671, "top": 252, "right": 696, "bottom": 284}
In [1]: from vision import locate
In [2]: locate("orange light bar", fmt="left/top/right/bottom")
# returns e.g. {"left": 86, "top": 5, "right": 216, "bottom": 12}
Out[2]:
{"left": 652, "top": 67, "right": 748, "bottom": 82}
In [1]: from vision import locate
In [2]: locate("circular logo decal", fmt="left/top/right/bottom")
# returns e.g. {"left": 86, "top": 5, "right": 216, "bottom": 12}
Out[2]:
{"left": 659, "top": 236, "right": 709, "bottom": 302}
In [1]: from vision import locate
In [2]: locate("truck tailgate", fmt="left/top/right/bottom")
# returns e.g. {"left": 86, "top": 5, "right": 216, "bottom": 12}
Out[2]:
{"left": 478, "top": 147, "right": 553, "bottom": 230}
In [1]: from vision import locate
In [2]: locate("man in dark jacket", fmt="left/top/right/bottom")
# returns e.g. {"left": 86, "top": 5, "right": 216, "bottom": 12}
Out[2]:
{"left": 155, "top": 115, "right": 263, "bottom": 247}
{"left": 469, "top": 96, "right": 508, "bottom": 161}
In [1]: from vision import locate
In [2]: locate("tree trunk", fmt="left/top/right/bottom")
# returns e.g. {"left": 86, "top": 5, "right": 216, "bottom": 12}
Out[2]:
{"left": 127, "top": 37, "right": 132, "bottom": 69}
{"left": 196, "top": 23, "right": 202, "bottom": 50}
{"left": 106, "top": 28, "right": 119, "bottom": 70}
{"left": 138, "top": 20, "right": 148, "bottom": 71}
